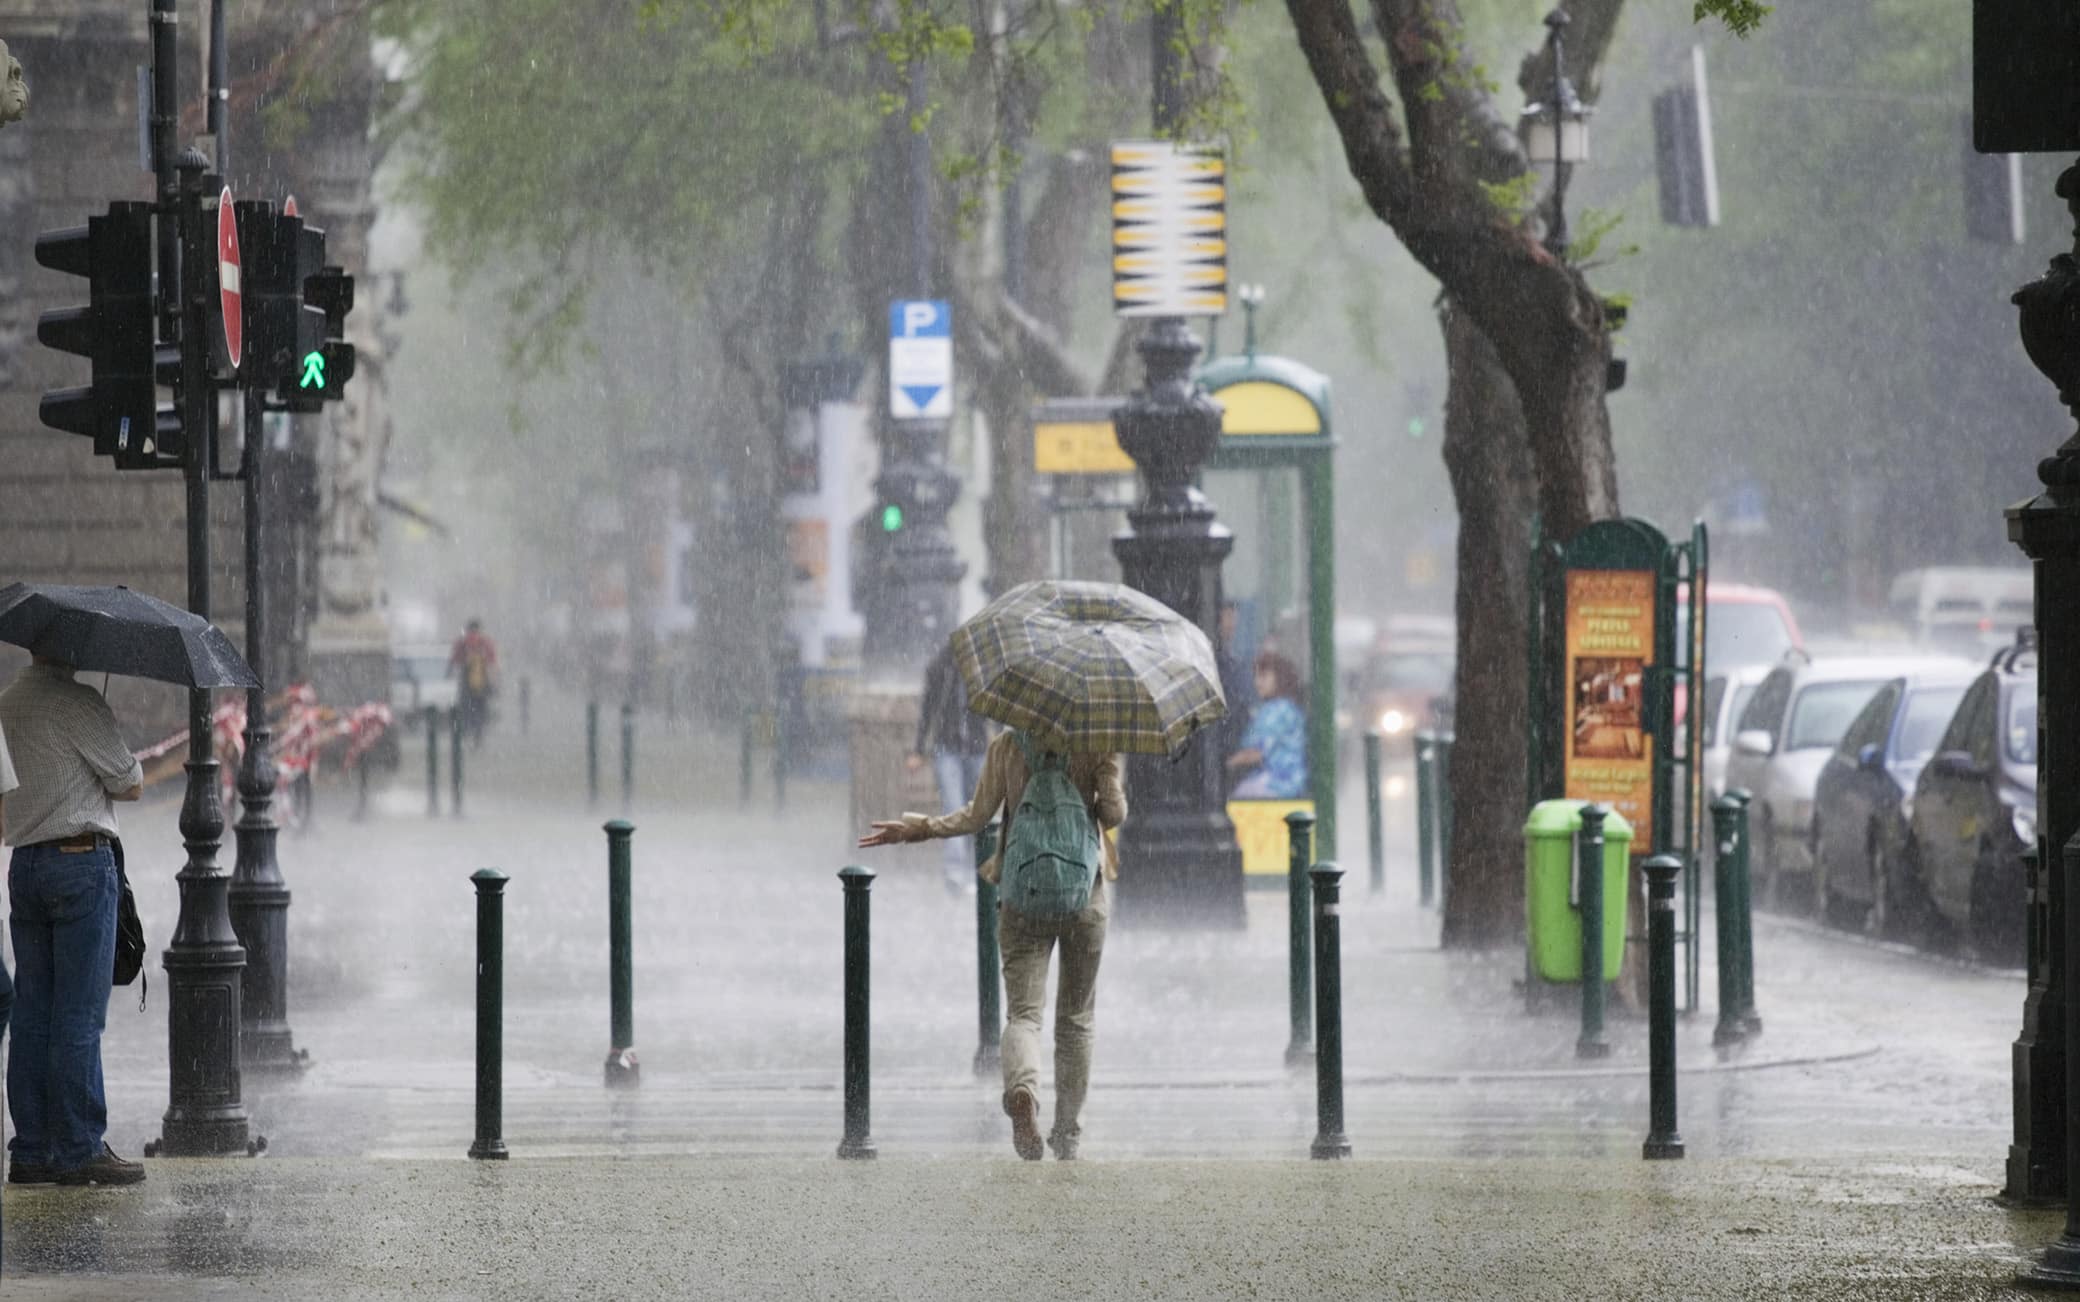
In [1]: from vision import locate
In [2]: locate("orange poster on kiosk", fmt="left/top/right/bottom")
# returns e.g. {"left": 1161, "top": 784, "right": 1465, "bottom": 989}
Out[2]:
{"left": 1564, "top": 569, "right": 1655, "bottom": 849}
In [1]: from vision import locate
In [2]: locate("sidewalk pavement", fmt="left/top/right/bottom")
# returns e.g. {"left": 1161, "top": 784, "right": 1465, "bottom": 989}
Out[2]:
{"left": 0, "top": 706, "right": 2049, "bottom": 1296}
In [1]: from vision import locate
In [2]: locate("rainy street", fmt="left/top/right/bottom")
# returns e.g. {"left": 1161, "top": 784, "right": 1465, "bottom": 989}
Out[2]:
{"left": 0, "top": 703, "right": 2051, "bottom": 1298}
{"left": 10, "top": 0, "right": 2080, "bottom": 1297}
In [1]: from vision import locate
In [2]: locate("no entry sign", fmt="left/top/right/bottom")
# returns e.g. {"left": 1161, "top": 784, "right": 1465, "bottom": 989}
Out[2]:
{"left": 217, "top": 186, "right": 242, "bottom": 371}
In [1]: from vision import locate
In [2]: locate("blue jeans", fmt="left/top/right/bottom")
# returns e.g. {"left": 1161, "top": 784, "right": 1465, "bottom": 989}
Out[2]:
{"left": 8, "top": 843, "right": 117, "bottom": 1170}
{"left": 934, "top": 750, "right": 988, "bottom": 889}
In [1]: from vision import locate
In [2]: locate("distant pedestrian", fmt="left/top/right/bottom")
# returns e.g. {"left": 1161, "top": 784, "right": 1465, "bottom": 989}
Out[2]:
{"left": 1227, "top": 650, "right": 1309, "bottom": 799}
{"left": 860, "top": 727, "right": 1126, "bottom": 1161}
{"left": 907, "top": 641, "right": 994, "bottom": 896}
{"left": 0, "top": 654, "right": 145, "bottom": 1187}
{"left": 449, "top": 619, "right": 499, "bottom": 748}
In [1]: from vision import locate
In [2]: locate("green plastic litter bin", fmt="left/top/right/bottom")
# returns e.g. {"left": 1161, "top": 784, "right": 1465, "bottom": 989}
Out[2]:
{"left": 1525, "top": 800, "right": 1634, "bottom": 983}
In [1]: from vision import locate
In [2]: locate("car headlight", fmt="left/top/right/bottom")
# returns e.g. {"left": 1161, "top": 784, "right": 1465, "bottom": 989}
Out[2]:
{"left": 2015, "top": 807, "right": 2038, "bottom": 847}
{"left": 1378, "top": 708, "right": 1410, "bottom": 736}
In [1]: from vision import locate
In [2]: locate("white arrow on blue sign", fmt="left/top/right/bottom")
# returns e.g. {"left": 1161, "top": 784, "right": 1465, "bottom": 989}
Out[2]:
{"left": 889, "top": 299, "right": 952, "bottom": 420}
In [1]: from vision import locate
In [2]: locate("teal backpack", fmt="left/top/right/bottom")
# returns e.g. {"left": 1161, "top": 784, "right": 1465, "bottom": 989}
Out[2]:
{"left": 1000, "top": 732, "right": 1102, "bottom": 917}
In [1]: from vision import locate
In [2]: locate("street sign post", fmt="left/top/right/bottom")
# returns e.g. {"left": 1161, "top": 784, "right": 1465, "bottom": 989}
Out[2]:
{"left": 888, "top": 299, "right": 951, "bottom": 420}
{"left": 217, "top": 185, "right": 241, "bottom": 372}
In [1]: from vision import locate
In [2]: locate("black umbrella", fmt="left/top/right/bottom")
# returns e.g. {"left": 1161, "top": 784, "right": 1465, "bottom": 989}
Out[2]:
{"left": 0, "top": 583, "right": 258, "bottom": 689}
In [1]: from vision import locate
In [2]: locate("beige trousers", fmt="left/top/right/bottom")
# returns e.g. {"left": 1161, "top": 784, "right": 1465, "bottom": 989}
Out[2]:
{"left": 998, "top": 875, "right": 1111, "bottom": 1145}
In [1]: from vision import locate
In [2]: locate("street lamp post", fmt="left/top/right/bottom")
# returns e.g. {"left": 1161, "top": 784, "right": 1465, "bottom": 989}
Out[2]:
{"left": 155, "top": 146, "right": 251, "bottom": 1158}
{"left": 2013, "top": 161, "right": 2080, "bottom": 1285}
{"left": 1109, "top": 3, "right": 1245, "bottom": 928}
{"left": 1520, "top": 8, "right": 1592, "bottom": 260}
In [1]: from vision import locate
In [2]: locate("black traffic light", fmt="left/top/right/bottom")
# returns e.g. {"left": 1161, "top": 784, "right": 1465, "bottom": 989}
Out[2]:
{"left": 274, "top": 222, "right": 354, "bottom": 413}
{"left": 235, "top": 200, "right": 305, "bottom": 392}
{"left": 35, "top": 201, "right": 180, "bottom": 468}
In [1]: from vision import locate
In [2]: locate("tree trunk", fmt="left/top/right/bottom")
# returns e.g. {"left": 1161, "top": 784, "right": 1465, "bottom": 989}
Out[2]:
{"left": 1438, "top": 299, "right": 1537, "bottom": 948}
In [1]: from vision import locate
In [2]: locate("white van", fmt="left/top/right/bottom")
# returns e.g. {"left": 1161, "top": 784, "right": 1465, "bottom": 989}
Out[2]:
{"left": 1888, "top": 567, "right": 2032, "bottom": 657}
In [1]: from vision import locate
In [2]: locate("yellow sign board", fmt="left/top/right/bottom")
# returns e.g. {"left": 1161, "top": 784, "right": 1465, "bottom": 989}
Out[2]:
{"left": 1035, "top": 419, "right": 1135, "bottom": 475}
{"left": 1215, "top": 380, "right": 1323, "bottom": 437}
{"left": 1563, "top": 569, "right": 1656, "bottom": 849}
{"left": 1229, "top": 798, "right": 1316, "bottom": 875}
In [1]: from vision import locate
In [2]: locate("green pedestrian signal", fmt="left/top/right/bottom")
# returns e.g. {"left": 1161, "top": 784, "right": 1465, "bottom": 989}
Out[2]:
{"left": 880, "top": 504, "right": 904, "bottom": 532}
{"left": 1407, "top": 415, "right": 1426, "bottom": 439}
{"left": 299, "top": 350, "right": 326, "bottom": 390}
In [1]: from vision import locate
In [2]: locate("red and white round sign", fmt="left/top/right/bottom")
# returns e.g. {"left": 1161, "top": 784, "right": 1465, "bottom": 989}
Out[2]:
{"left": 217, "top": 186, "right": 242, "bottom": 371}
{"left": 282, "top": 194, "right": 298, "bottom": 219}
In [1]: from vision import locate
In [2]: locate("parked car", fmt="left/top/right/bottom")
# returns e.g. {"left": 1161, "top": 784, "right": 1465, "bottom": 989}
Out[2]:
{"left": 1677, "top": 581, "right": 1805, "bottom": 677}
{"left": 1725, "top": 652, "right": 1969, "bottom": 909}
{"left": 1888, "top": 566, "right": 2032, "bottom": 658}
{"left": 390, "top": 644, "right": 459, "bottom": 721}
{"left": 1808, "top": 665, "right": 1976, "bottom": 933}
{"left": 1700, "top": 662, "right": 1771, "bottom": 802}
{"left": 1899, "top": 634, "right": 2037, "bottom": 962}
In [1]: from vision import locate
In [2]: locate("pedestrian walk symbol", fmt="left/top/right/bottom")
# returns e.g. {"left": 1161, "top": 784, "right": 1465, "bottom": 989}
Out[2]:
{"left": 888, "top": 300, "right": 952, "bottom": 420}
{"left": 300, "top": 350, "right": 326, "bottom": 391}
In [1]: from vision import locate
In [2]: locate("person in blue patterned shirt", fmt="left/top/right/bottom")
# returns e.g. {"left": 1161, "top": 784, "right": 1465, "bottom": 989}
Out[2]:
{"left": 1227, "top": 650, "right": 1308, "bottom": 800}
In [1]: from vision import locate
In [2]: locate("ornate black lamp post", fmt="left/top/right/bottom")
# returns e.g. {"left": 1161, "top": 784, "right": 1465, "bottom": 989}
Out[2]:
{"left": 154, "top": 145, "right": 250, "bottom": 1157}
{"left": 1109, "top": 3, "right": 1244, "bottom": 928}
{"left": 1519, "top": 8, "right": 1592, "bottom": 259}
{"left": 2014, "top": 163, "right": 2080, "bottom": 1286}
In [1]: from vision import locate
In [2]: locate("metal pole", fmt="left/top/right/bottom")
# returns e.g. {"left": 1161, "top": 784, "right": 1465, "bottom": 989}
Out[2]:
{"left": 838, "top": 865, "right": 877, "bottom": 1159}
{"left": 228, "top": 385, "right": 300, "bottom": 1070}
{"left": 620, "top": 702, "right": 635, "bottom": 811}
{"left": 1414, "top": 730, "right": 1437, "bottom": 908}
{"left": 157, "top": 146, "right": 250, "bottom": 1158}
{"left": 1285, "top": 810, "right": 1315, "bottom": 1067}
{"left": 468, "top": 869, "right": 509, "bottom": 1160}
{"left": 1544, "top": 9, "right": 1571, "bottom": 260}
{"left": 771, "top": 700, "right": 788, "bottom": 814}
{"left": 1364, "top": 731, "right": 1385, "bottom": 895}
{"left": 424, "top": 704, "right": 439, "bottom": 817}
{"left": 1309, "top": 862, "right": 1351, "bottom": 1160}
{"left": 1710, "top": 795, "right": 1748, "bottom": 1047}
{"left": 1730, "top": 789, "right": 1762, "bottom": 1035}
{"left": 2023, "top": 834, "right": 2080, "bottom": 1282}
{"left": 586, "top": 699, "right": 600, "bottom": 808}
{"left": 519, "top": 676, "right": 530, "bottom": 736}
{"left": 603, "top": 821, "right": 638, "bottom": 1087}
{"left": 1576, "top": 803, "right": 1610, "bottom": 1059}
{"left": 1643, "top": 854, "right": 1685, "bottom": 1160}
{"left": 973, "top": 823, "right": 1001, "bottom": 1077}
{"left": 449, "top": 703, "right": 464, "bottom": 818}
{"left": 1438, "top": 730, "right": 1456, "bottom": 909}
{"left": 740, "top": 710, "right": 755, "bottom": 808}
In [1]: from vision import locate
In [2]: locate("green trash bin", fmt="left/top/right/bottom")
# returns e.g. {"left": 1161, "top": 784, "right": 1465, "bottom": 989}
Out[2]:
{"left": 1525, "top": 800, "right": 1634, "bottom": 983}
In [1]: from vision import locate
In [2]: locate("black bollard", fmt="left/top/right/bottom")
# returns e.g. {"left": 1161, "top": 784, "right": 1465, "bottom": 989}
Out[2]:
{"left": 424, "top": 705, "right": 440, "bottom": 818}
{"left": 604, "top": 821, "right": 638, "bottom": 1087}
{"left": 973, "top": 824, "right": 1002, "bottom": 1076}
{"left": 1643, "top": 854, "right": 1686, "bottom": 1160}
{"left": 1363, "top": 731, "right": 1385, "bottom": 896}
{"left": 1285, "top": 810, "right": 1315, "bottom": 1067}
{"left": 1309, "top": 862, "right": 1352, "bottom": 1160}
{"left": 586, "top": 699, "right": 600, "bottom": 808}
{"left": 519, "top": 676, "right": 531, "bottom": 737}
{"left": 1414, "top": 729, "right": 1438, "bottom": 907}
{"left": 838, "top": 865, "right": 877, "bottom": 1159}
{"left": 450, "top": 705, "right": 465, "bottom": 819}
{"left": 620, "top": 702, "right": 635, "bottom": 811}
{"left": 771, "top": 702, "right": 788, "bottom": 815}
{"left": 1728, "top": 790, "right": 1762, "bottom": 1036}
{"left": 1710, "top": 795, "right": 1749, "bottom": 1047}
{"left": 739, "top": 710, "right": 755, "bottom": 808}
{"left": 1576, "top": 803, "right": 1611, "bottom": 1059}
{"left": 354, "top": 754, "right": 370, "bottom": 822}
{"left": 468, "top": 868, "right": 509, "bottom": 1160}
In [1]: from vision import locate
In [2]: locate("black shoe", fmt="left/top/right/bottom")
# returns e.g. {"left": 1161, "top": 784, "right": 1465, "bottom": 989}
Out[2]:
{"left": 1007, "top": 1088, "right": 1043, "bottom": 1161}
{"left": 8, "top": 1160, "right": 55, "bottom": 1185}
{"left": 55, "top": 1143, "right": 145, "bottom": 1187}
{"left": 1048, "top": 1132, "right": 1079, "bottom": 1162}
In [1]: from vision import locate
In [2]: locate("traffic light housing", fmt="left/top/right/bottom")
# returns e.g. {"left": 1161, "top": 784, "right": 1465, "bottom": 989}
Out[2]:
{"left": 273, "top": 221, "right": 354, "bottom": 413}
{"left": 35, "top": 202, "right": 180, "bottom": 468}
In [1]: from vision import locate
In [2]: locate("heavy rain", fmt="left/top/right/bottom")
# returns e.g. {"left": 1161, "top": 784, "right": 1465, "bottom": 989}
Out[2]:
{"left": 0, "top": 0, "right": 2073, "bottom": 1297}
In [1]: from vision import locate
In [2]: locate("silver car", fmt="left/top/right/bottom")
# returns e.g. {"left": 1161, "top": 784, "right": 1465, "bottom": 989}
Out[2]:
{"left": 1700, "top": 662, "right": 1771, "bottom": 802}
{"left": 1724, "top": 652, "right": 1973, "bottom": 910}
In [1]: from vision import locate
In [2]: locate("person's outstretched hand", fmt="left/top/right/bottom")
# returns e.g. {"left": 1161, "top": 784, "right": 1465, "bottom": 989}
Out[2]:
{"left": 858, "top": 820, "right": 911, "bottom": 849}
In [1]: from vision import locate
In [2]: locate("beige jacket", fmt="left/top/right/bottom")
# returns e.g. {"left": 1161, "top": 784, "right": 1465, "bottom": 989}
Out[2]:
{"left": 899, "top": 731, "right": 1127, "bottom": 883}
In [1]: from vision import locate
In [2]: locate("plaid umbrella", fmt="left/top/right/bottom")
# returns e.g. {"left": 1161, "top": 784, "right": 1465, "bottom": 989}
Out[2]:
{"left": 951, "top": 580, "right": 1226, "bottom": 758}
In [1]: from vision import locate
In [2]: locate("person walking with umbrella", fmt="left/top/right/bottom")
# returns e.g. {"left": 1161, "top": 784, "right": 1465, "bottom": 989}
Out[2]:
{"left": 858, "top": 581, "right": 1227, "bottom": 1161}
